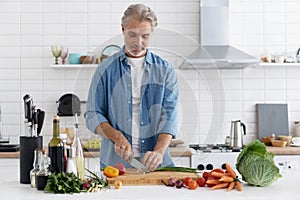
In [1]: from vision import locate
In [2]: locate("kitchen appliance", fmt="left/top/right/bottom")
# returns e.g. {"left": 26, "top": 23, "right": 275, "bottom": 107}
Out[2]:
{"left": 189, "top": 144, "right": 240, "bottom": 171}
{"left": 56, "top": 93, "right": 81, "bottom": 116}
{"left": 179, "top": 0, "right": 258, "bottom": 69}
{"left": 229, "top": 120, "right": 246, "bottom": 148}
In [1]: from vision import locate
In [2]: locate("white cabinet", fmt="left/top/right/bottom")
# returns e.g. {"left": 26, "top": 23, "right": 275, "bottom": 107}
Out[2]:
{"left": 172, "top": 156, "right": 191, "bottom": 167}
{"left": 85, "top": 157, "right": 100, "bottom": 171}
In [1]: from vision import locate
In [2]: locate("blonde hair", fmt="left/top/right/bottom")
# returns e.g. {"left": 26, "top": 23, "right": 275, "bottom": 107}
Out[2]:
{"left": 121, "top": 4, "right": 158, "bottom": 28}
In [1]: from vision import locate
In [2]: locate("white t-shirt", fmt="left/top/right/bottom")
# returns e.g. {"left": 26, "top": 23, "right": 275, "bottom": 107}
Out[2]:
{"left": 127, "top": 56, "right": 145, "bottom": 157}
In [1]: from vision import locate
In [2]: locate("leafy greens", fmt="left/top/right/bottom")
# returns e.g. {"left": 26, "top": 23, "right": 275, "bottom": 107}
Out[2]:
{"left": 236, "top": 140, "right": 282, "bottom": 187}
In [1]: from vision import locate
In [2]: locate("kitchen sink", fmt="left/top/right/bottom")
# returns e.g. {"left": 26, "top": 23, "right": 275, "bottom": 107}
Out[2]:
{"left": 0, "top": 144, "right": 19, "bottom": 152}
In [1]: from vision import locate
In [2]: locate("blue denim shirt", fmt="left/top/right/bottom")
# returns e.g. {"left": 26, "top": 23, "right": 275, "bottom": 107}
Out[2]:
{"left": 84, "top": 47, "right": 178, "bottom": 168}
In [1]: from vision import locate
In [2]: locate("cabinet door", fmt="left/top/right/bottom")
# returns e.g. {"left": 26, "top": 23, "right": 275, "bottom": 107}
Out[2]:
{"left": 85, "top": 157, "right": 100, "bottom": 172}
{"left": 0, "top": 159, "right": 19, "bottom": 181}
{"left": 172, "top": 157, "right": 191, "bottom": 167}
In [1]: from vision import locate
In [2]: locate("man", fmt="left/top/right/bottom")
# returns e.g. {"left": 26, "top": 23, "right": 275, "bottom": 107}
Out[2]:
{"left": 85, "top": 4, "right": 178, "bottom": 171}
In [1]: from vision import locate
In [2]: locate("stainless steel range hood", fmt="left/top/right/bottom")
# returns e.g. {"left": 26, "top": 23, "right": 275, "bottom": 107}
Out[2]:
{"left": 179, "top": 0, "right": 259, "bottom": 69}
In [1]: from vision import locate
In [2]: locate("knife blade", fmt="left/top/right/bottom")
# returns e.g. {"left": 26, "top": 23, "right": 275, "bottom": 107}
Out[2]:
{"left": 129, "top": 157, "right": 149, "bottom": 173}
{"left": 32, "top": 106, "right": 38, "bottom": 137}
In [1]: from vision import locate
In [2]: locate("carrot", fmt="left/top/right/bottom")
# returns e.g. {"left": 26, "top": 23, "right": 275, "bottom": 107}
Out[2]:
{"left": 236, "top": 181, "right": 242, "bottom": 191}
{"left": 206, "top": 179, "right": 221, "bottom": 185}
{"left": 219, "top": 175, "right": 234, "bottom": 183}
{"left": 225, "top": 163, "right": 236, "bottom": 178}
{"left": 211, "top": 182, "right": 229, "bottom": 190}
{"left": 227, "top": 182, "right": 235, "bottom": 192}
{"left": 210, "top": 171, "right": 225, "bottom": 178}
{"left": 224, "top": 172, "right": 231, "bottom": 177}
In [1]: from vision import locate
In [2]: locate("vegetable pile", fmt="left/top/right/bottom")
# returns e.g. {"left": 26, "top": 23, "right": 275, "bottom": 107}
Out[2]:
{"left": 236, "top": 139, "right": 282, "bottom": 187}
{"left": 206, "top": 163, "right": 242, "bottom": 192}
{"left": 160, "top": 164, "right": 242, "bottom": 192}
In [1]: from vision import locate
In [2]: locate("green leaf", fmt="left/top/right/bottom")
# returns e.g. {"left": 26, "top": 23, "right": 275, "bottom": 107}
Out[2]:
{"left": 236, "top": 139, "right": 282, "bottom": 187}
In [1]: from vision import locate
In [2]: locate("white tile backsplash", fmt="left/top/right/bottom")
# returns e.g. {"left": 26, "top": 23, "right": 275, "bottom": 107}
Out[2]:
{"left": 1, "top": 0, "right": 300, "bottom": 145}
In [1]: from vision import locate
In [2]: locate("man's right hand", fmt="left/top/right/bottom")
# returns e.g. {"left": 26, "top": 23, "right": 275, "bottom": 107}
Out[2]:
{"left": 96, "top": 122, "right": 132, "bottom": 162}
{"left": 113, "top": 133, "right": 132, "bottom": 162}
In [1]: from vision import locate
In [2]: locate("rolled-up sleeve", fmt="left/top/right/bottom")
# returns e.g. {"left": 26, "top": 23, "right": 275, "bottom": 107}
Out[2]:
{"left": 84, "top": 66, "right": 108, "bottom": 133}
{"left": 157, "top": 64, "right": 178, "bottom": 137}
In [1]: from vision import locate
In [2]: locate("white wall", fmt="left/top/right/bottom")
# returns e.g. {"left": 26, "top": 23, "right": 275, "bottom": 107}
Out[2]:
{"left": 0, "top": 0, "right": 300, "bottom": 146}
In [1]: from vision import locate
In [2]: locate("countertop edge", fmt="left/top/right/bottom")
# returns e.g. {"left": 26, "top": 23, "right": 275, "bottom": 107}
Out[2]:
{"left": 0, "top": 146, "right": 192, "bottom": 158}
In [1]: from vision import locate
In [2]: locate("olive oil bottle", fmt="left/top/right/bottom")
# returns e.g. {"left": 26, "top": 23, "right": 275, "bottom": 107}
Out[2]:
{"left": 48, "top": 115, "right": 64, "bottom": 173}
{"left": 73, "top": 113, "right": 85, "bottom": 180}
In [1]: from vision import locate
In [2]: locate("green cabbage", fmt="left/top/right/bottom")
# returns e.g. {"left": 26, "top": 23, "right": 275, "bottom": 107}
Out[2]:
{"left": 236, "top": 140, "right": 282, "bottom": 187}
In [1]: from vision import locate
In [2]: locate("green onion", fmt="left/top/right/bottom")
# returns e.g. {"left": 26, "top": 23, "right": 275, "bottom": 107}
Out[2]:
{"left": 154, "top": 166, "right": 199, "bottom": 173}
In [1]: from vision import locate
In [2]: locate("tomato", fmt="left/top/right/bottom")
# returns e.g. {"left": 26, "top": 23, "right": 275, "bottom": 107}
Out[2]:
{"left": 196, "top": 177, "right": 206, "bottom": 187}
{"left": 114, "top": 163, "right": 126, "bottom": 175}
{"left": 183, "top": 177, "right": 193, "bottom": 186}
{"left": 188, "top": 180, "right": 198, "bottom": 190}
{"left": 202, "top": 171, "right": 210, "bottom": 181}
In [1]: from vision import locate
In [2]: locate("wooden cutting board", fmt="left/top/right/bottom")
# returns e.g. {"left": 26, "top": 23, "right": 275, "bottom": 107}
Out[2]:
{"left": 106, "top": 168, "right": 200, "bottom": 186}
{"left": 256, "top": 104, "right": 289, "bottom": 139}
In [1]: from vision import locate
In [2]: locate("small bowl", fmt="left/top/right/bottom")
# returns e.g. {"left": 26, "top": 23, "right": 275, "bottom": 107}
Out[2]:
{"left": 271, "top": 140, "right": 287, "bottom": 147}
{"left": 69, "top": 53, "right": 84, "bottom": 64}
{"left": 80, "top": 56, "right": 94, "bottom": 64}
{"left": 278, "top": 135, "right": 292, "bottom": 146}
{"left": 261, "top": 137, "right": 275, "bottom": 146}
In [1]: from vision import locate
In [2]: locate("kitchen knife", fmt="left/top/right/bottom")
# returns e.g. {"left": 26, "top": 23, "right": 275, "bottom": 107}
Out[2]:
{"left": 25, "top": 97, "right": 33, "bottom": 123}
{"left": 129, "top": 157, "right": 149, "bottom": 173}
{"left": 23, "top": 94, "right": 31, "bottom": 120}
{"left": 37, "top": 109, "right": 45, "bottom": 136}
{"left": 32, "top": 106, "right": 38, "bottom": 137}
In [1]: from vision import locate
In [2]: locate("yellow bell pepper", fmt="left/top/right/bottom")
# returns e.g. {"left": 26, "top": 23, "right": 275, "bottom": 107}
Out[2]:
{"left": 103, "top": 166, "right": 119, "bottom": 178}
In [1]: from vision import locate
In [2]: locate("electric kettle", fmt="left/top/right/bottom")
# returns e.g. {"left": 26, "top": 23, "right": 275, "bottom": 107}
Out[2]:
{"left": 229, "top": 120, "right": 246, "bottom": 148}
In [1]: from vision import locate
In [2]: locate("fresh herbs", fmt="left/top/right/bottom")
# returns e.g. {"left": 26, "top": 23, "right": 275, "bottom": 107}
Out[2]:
{"left": 83, "top": 168, "right": 108, "bottom": 192}
{"left": 44, "top": 172, "right": 81, "bottom": 194}
{"left": 155, "top": 166, "right": 198, "bottom": 173}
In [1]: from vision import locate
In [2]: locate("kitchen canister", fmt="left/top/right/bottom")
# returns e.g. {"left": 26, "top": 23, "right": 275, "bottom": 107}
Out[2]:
{"left": 293, "top": 122, "right": 300, "bottom": 137}
{"left": 19, "top": 136, "right": 43, "bottom": 184}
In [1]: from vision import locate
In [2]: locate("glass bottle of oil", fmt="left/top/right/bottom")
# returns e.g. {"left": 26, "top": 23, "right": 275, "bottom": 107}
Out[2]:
{"left": 30, "top": 148, "right": 41, "bottom": 188}
{"left": 36, "top": 150, "right": 50, "bottom": 190}
{"left": 48, "top": 115, "right": 64, "bottom": 173}
{"left": 73, "top": 113, "right": 85, "bottom": 180}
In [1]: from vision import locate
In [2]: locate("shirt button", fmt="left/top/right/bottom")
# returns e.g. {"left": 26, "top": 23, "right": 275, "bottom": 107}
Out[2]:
{"left": 141, "top": 140, "right": 145, "bottom": 143}
{"left": 140, "top": 122, "right": 144, "bottom": 125}
{"left": 128, "top": 119, "right": 131, "bottom": 122}
{"left": 128, "top": 84, "right": 131, "bottom": 87}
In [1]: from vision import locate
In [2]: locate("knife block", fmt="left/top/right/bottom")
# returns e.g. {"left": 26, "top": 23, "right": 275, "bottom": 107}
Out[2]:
{"left": 19, "top": 136, "right": 43, "bottom": 184}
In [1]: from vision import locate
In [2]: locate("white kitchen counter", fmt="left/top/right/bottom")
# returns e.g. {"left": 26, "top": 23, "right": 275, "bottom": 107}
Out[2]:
{"left": 0, "top": 159, "right": 299, "bottom": 200}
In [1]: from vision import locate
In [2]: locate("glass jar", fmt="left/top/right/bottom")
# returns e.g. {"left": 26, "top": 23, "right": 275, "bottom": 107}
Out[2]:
{"left": 293, "top": 122, "right": 300, "bottom": 137}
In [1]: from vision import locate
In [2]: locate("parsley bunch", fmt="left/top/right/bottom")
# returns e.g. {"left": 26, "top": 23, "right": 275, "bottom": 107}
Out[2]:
{"left": 45, "top": 172, "right": 82, "bottom": 194}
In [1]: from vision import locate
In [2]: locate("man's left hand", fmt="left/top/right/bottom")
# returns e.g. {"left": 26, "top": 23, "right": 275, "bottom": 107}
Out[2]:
{"left": 142, "top": 151, "right": 164, "bottom": 171}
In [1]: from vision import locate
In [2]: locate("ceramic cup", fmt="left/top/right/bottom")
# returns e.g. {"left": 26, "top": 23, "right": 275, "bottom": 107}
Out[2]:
{"left": 292, "top": 137, "right": 300, "bottom": 145}
{"left": 278, "top": 135, "right": 292, "bottom": 146}
{"left": 275, "top": 55, "right": 285, "bottom": 63}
